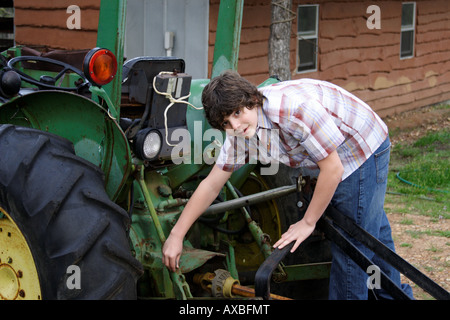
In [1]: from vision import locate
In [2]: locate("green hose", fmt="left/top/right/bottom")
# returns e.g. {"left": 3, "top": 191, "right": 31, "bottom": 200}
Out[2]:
{"left": 396, "top": 171, "right": 449, "bottom": 194}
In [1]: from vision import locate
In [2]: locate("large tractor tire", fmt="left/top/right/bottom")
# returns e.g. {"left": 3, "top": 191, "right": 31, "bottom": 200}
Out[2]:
{"left": 0, "top": 125, "right": 143, "bottom": 300}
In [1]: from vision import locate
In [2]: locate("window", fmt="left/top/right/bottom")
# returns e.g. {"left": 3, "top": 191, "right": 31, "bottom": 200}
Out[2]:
{"left": 400, "top": 2, "right": 416, "bottom": 59}
{"left": 297, "top": 5, "right": 319, "bottom": 73}
{"left": 0, "top": 2, "right": 14, "bottom": 52}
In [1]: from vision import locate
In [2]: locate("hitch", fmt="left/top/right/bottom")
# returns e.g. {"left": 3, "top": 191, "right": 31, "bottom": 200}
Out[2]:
{"left": 322, "top": 205, "right": 450, "bottom": 300}
{"left": 254, "top": 242, "right": 295, "bottom": 300}
{"left": 194, "top": 269, "right": 291, "bottom": 300}
{"left": 254, "top": 201, "right": 450, "bottom": 300}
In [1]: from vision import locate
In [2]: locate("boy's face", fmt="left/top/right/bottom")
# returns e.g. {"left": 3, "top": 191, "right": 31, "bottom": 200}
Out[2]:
{"left": 222, "top": 106, "right": 258, "bottom": 138}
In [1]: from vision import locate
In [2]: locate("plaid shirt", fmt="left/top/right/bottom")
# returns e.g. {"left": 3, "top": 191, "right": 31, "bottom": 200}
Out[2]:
{"left": 215, "top": 79, "right": 388, "bottom": 180}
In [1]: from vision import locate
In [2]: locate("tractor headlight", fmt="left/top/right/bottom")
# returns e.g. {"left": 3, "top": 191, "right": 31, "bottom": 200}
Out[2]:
{"left": 134, "top": 128, "right": 162, "bottom": 161}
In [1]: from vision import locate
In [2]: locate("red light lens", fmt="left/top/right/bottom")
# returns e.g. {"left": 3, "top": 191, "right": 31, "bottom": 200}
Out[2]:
{"left": 86, "top": 49, "right": 117, "bottom": 86}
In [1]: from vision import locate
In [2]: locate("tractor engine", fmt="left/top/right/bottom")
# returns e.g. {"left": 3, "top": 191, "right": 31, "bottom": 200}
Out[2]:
{"left": 120, "top": 57, "right": 192, "bottom": 164}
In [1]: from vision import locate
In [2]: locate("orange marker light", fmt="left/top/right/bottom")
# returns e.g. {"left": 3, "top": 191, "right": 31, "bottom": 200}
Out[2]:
{"left": 83, "top": 48, "right": 118, "bottom": 86}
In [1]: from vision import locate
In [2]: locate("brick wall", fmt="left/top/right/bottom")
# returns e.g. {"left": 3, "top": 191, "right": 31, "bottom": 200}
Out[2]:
{"left": 311, "top": 0, "right": 450, "bottom": 116}
{"left": 208, "top": 0, "right": 272, "bottom": 83}
{"left": 209, "top": 0, "right": 450, "bottom": 116}
{"left": 14, "top": 0, "right": 100, "bottom": 51}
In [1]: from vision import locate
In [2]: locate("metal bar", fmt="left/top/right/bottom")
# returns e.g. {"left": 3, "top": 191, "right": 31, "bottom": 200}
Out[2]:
{"left": 318, "top": 216, "right": 412, "bottom": 300}
{"left": 254, "top": 216, "right": 412, "bottom": 300}
{"left": 96, "top": 0, "right": 126, "bottom": 115}
{"left": 135, "top": 165, "right": 193, "bottom": 299}
{"left": 254, "top": 242, "right": 294, "bottom": 300}
{"left": 136, "top": 165, "right": 166, "bottom": 243}
{"left": 211, "top": 0, "right": 244, "bottom": 78}
{"left": 325, "top": 205, "right": 450, "bottom": 300}
{"left": 225, "top": 181, "right": 273, "bottom": 259}
{"left": 225, "top": 180, "right": 252, "bottom": 222}
{"left": 203, "top": 184, "right": 298, "bottom": 216}
{"left": 231, "top": 283, "right": 292, "bottom": 300}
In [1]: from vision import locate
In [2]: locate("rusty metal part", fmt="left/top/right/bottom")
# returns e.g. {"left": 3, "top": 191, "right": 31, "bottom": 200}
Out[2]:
{"left": 193, "top": 272, "right": 214, "bottom": 292}
{"left": 194, "top": 269, "right": 292, "bottom": 300}
{"left": 230, "top": 283, "right": 292, "bottom": 300}
{"left": 211, "top": 269, "right": 239, "bottom": 298}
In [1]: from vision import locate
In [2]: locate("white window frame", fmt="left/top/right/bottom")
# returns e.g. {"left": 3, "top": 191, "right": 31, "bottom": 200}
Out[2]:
{"left": 400, "top": 2, "right": 416, "bottom": 59}
{"left": 296, "top": 4, "right": 319, "bottom": 74}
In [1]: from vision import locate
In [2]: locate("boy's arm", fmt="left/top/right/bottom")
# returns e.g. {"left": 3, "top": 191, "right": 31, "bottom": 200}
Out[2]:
{"left": 162, "top": 164, "right": 232, "bottom": 271}
{"left": 273, "top": 150, "right": 344, "bottom": 252}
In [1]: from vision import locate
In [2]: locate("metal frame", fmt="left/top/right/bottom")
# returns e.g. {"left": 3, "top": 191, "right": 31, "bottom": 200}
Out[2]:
{"left": 255, "top": 203, "right": 450, "bottom": 300}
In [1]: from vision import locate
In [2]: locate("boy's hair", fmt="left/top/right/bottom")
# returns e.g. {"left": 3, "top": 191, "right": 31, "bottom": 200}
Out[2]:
{"left": 202, "top": 70, "right": 264, "bottom": 130}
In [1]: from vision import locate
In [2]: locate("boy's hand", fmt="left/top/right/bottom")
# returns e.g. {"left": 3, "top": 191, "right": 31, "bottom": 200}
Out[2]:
{"left": 273, "top": 218, "right": 316, "bottom": 253}
{"left": 274, "top": 150, "right": 343, "bottom": 253}
{"left": 161, "top": 165, "right": 232, "bottom": 273}
{"left": 162, "top": 233, "right": 184, "bottom": 272}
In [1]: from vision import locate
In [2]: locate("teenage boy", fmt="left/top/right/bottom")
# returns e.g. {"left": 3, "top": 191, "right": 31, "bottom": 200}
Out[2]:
{"left": 162, "top": 71, "right": 412, "bottom": 299}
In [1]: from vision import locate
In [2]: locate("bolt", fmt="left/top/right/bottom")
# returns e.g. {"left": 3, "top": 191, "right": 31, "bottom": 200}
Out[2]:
{"left": 19, "top": 290, "right": 25, "bottom": 298}
{"left": 262, "top": 233, "right": 271, "bottom": 244}
{"left": 157, "top": 185, "right": 172, "bottom": 197}
{"left": 17, "top": 270, "right": 23, "bottom": 278}
{"left": 7, "top": 257, "right": 12, "bottom": 264}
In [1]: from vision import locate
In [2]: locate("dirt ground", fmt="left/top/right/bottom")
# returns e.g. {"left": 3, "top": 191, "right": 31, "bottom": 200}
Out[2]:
{"left": 383, "top": 105, "right": 450, "bottom": 299}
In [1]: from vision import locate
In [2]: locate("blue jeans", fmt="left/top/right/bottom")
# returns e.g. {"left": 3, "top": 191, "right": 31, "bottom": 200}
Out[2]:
{"left": 328, "top": 137, "right": 413, "bottom": 299}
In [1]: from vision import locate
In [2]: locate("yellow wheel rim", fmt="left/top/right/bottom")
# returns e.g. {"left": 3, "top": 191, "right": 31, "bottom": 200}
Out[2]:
{"left": 0, "top": 207, "right": 42, "bottom": 300}
{"left": 231, "top": 172, "right": 282, "bottom": 272}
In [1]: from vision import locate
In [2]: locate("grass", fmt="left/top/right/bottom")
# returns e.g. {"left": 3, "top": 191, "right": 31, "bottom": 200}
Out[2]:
{"left": 394, "top": 130, "right": 449, "bottom": 193}
{"left": 386, "top": 124, "right": 450, "bottom": 220}
{"left": 384, "top": 110, "right": 449, "bottom": 300}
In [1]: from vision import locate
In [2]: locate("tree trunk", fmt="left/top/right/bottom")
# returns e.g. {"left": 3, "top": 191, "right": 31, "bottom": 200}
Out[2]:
{"left": 268, "top": 0, "right": 294, "bottom": 81}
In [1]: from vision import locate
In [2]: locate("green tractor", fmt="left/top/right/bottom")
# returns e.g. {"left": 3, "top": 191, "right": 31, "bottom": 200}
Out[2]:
{"left": 0, "top": 0, "right": 331, "bottom": 300}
